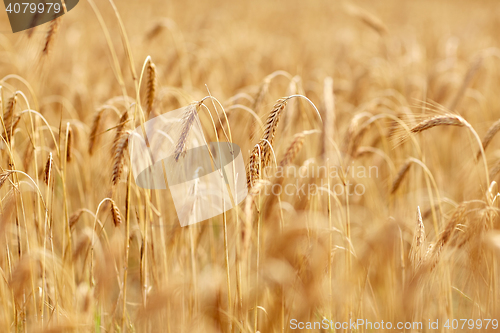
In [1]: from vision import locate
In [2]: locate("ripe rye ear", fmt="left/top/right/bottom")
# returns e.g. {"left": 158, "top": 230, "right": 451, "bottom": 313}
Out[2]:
{"left": 410, "top": 206, "right": 426, "bottom": 269}
{"left": 174, "top": 103, "right": 198, "bottom": 161}
{"left": 477, "top": 118, "right": 500, "bottom": 159}
{"left": 146, "top": 60, "right": 157, "bottom": 118}
{"left": 112, "top": 111, "right": 129, "bottom": 154}
{"left": 279, "top": 133, "right": 305, "bottom": 167}
{"left": 66, "top": 124, "right": 73, "bottom": 163}
{"left": 89, "top": 109, "right": 103, "bottom": 155}
{"left": 390, "top": 159, "right": 412, "bottom": 194}
{"left": 246, "top": 98, "right": 288, "bottom": 187}
{"left": 44, "top": 153, "right": 53, "bottom": 186}
{"left": 43, "top": 17, "right": 61, "bottom": 55}
{"left": 110, "top": 200, "right": 123, "bottom": 227}
{"left": 0, "top": 171, "right": 13, "bottom": 190}
{"left": 111, "top": 132, "right": 130, "bottom": 186}
{"left": 69, "top": 209, "right": 84, "bottom": 230}
{"left": 410, "top": 114, "right": 466, "bottom": 134}
{"left": 2, "top": 96, "right": 19, "bottom": 144}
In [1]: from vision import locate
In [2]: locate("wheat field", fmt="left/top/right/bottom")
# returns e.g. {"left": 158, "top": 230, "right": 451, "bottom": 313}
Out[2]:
{"left": 1, "top": 0, "right": 500, "bottom": 332}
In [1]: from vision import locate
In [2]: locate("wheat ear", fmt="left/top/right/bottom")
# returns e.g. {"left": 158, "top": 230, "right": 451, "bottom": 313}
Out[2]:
{"left": 112, "top": 111, "right": 129, "bottom": 154}
{"left": 174, "top": 103, "right": 198, "bottom": 161}
{"left": 279, "top": 133, "right": 305, "bottom": 167}
{"left": 410, "top": 114, "right": 466, "bottom": 133}
{"left": 111, "top": 200, "right": 123, "bottom": 227}
{"left": 247, "top": 98, "right": 288, "bottom": 187}
{"left": 88, "top": 109, "right": 103, "bottom": 155}
{"left": 112, "top": 131, "right": 130, "bottom": 186}
{"left": 477, "top": 118, "right": 500, "bottom": 159}
{"left": 69, "top": 209, "right": 85, "bottom": 230}
{"left": 344, "top": 3, "right": 388, "bottom": 35}
{"left": 146, "top": 60, "right": 157, "bottom": 118}
{"left": 411, "top": 113, "right": 490, "bottom": 187}
{"left": 2, "top": 96, "right": 19, "bottom": 143}
{"left": 0, "top": 171, "right": 14, "bottom": 190}
{"left": 410, "top": 206, "right": 426, "bottom": 269}
{"left": 43, "top": 17, "right": 61, "bottom": 55}
{"left": 390, "top": 159, "right": 413, "bottom": 194}
{"left": 44, "top": 153, "right": 53, "bottom": 186}
{"left": 66, "top": 124, "right": 73, "bottom": 163}
{"left": 428, "top": 204, "right": 466, "bottom": 269}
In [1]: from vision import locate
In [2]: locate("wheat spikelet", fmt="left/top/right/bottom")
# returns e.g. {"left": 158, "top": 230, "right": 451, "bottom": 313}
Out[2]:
{"left": 43, "top": 17, "right": 61, "bottom": 55}
{"left": 477, "top": 118, "right": 500, "bottom": 159}
{"left": 110, "top": 200, "right": 123, "bottom": 227}
{"left": 174, "top": 104, "right": 198, "bottom": 161}
{"left": 410, "top": 206, "right": 426, "bottom": 269}
{"left": 44, "top": 153, "right": 53, "bottom": 186}
{"left": 279, "top": 133, "right": 305, "bottom": 167}
{"left": 111, "top": 132, "right": 129, "bottom": 186}
{"left": 66, "top": 124, "right": 73, "bottom": 163}
{"left": 88, "top": 109, "right": 103, "bottom": 155}
{"left": 146, "top": 60, "right": 157, "bottom": 118}
{"left": 410, "top": 114, "right": 466, "bottom": 134}
{"left": 390, "top": 159, "right": 413, "bottom": 194}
